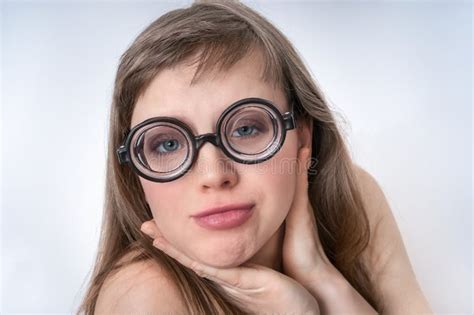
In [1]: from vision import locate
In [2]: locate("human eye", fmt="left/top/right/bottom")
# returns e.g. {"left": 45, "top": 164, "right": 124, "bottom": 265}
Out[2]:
{"left": 156, "top": 139, "right": 182, "bottom": 154}
{"left": 149, "top": 135, "right": 183, "bottom": 155}
{"left": 230, "top": 120, "right": 266, "bottom": 139}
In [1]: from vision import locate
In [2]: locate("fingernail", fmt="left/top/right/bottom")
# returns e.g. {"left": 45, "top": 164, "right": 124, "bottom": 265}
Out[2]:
{"left": 303, "top": 147, "right": 311, "bottom": 157}
{"left": 300, "top": 147, "right": 308, "bottom": 158}
{"left": 153, "top": 239, "right": 162, "bottom": 248}
{"left": 193, "top": 267, "right": 205, "bottom": 278}
{"left": 141, "top": 227, "right": 154, "bottom": 237}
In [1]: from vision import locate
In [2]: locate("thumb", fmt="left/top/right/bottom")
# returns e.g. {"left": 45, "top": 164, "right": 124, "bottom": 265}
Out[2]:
{"left": 196, "top": 262, "right": 269, "bottom": 289}
{"left": 285, "top": 147, "right": 312, "bottom": 229}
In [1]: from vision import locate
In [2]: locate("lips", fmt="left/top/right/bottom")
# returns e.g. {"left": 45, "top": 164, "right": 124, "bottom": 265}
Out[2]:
{"left": 191, "top": 203, "right": 255, "bottom": 218}
{"left": 191, "top": 202, "right": 255, "bottom": 230}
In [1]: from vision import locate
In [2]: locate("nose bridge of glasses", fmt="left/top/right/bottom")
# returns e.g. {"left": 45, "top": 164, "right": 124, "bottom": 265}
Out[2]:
{"left": 195, "top": 132, "right": 221, "bottom": 150}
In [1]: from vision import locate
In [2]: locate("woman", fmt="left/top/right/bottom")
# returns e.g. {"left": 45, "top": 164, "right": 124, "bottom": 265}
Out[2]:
{"left": 78, "top": 0, "right": 433, "bottom": 314}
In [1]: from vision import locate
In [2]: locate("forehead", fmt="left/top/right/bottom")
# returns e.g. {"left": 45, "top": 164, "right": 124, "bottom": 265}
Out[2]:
{"left": 131, "top": 51, "right": 287, "bottom": 133}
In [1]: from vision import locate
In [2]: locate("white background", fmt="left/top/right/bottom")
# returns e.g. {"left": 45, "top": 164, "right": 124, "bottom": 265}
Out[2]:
{"left": 1, "top": 0, "right": 472, "bottom": 314}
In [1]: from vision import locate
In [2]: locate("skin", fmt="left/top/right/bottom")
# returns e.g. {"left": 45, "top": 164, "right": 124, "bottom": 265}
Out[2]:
{"left": 131, "top": 49, "right": 307, "bottom": 269}
{"left": 134, "top": 50, "right": 434, "bottom": 314}
{"left": 145, "top": 148, "right": 321, "bottom": 314}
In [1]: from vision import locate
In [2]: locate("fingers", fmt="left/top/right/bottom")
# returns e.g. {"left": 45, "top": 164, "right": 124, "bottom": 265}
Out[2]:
{"left": 139, "top": 219, "right": 262, "bottom": 289}
{"left": 196, "top": 262, "right": 265, "bottom": 289}
{"left": 140, "top": 219, "right": 159, "bottom": 238}
{"left": 140, "top": 220, "right": 214, "bottom": 281}
{"left": 285, "top": 147, "right": 316, "bottom": 232}
{"left": 140, "top": 222, "right": 216, "bottom": 280}
{"left": 297, "top": 146, "right": 311, "bottom": 188}
{"left": 290, "top": 147, "right": 312, "bottom": 210}
{"left": 151, "top": 235, "right": 208, "bottom": 277}
{"left": 298, "top": 148, "right": 317, "bottom": 229}
{"left": 154, "top": 235, "right": 262, "bottom": 290}
{"left": 143, "top": 226, "right": 265, "bottom": 290}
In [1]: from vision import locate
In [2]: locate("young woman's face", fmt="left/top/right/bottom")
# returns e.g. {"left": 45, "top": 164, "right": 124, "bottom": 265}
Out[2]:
{"left": 131, "top": 51, "right": 303, "bottom": 268}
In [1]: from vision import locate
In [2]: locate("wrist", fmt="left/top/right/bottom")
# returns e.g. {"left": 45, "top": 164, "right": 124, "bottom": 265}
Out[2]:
{"left": 305, "top": 264, "right": 349, "bottom": 300}
{"left": 305, "top": 265, "right": 378, "bottom": 315}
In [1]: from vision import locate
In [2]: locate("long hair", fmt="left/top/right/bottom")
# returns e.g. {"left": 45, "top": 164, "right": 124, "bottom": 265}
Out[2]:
{"left": 77, "top": 0, "right": 384, "bottom": 313}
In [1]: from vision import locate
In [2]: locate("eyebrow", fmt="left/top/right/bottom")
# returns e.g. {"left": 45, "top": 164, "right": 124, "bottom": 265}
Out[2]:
{"left": 134, "top": 97, "right": 287, "bottom": 132}
{"left": 162, "top": 113, "right": 199, "bottom": 132}
{"left": 140, "top": 110, "right": 217, "bottom": 134}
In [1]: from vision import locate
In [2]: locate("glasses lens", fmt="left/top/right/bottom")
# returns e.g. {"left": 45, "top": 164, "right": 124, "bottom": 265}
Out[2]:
{"left": 127, "top": 100, "right": 287, "bottom": 181}
{"left": 138, "top": 124, "right": 190, "bottom": 173}
{"left": 223, "top": 105, "right": 277, "bottom": 155}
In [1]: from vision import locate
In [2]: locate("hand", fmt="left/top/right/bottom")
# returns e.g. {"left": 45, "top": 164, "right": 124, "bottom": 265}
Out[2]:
{"left": 140, "top": 221, "right": 320, "bottom": 314}
{"left": 282, "top": 147, "right": 342, "bottom": 290}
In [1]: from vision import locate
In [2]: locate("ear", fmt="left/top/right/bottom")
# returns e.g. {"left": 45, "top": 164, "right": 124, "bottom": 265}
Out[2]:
{"left": 297, "top": 117, "right": 313, "bottom": 150}
{"left": 145, "top": 201, "right": 154, "bottom": 219}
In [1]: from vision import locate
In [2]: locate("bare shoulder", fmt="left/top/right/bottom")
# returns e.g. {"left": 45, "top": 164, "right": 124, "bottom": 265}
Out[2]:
{"left": 351, "top": 163, "right": 404, "bottom": 272}
{"left": 351, "top": 163, "right": 434, "bottom": 314}
{"left": 95, "top": 250, "right": 188, "bottom": 314}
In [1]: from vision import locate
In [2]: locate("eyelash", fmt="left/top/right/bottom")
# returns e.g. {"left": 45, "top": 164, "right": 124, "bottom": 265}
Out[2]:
{"left": 150, "top": 123, "right": 264, "bottom": 155}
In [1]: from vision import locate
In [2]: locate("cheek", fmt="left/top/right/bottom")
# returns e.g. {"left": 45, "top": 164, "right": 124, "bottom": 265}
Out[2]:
{"left": 266, "top": 136, "right": 299, "bottom": 209}
{"left": 139, "top": 178, "right": 185, "bottom": 237}
{"left": 137, "top": 134, "right": 299, "bottom": 266}
{"left": 257, "top": 160, "right": 297, "bottom": 222}
{"left": 246, "top": 141, "right": 299, "bottom": 230}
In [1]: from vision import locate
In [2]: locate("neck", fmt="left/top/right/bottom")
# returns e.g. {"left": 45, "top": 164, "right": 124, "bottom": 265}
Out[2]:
{"left": 246, "top": 223, "right": 285, "bottom": 272}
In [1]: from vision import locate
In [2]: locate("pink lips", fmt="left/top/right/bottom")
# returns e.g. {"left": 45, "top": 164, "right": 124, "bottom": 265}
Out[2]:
{"left": 192, "top": 203, "right": 255, "bottom": 230}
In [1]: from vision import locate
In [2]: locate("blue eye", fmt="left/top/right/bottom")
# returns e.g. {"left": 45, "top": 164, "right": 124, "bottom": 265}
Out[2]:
{"left": 231, "top": 125, "right": 260, "bottom": 138}
{"left": 156, "top": 139, "right": 181, "bottom": 154}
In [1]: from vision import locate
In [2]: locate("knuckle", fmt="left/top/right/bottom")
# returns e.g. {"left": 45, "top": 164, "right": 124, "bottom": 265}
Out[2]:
{"left": 231, "top": 272, "right": 244, "bottom": 288}
{"left": 189, "top": 261, "right": 203, "bottom": 275}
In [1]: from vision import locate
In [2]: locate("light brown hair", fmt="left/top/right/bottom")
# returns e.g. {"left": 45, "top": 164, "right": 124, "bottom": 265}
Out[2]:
{"left": 77, "top": 0, "right": 384, "bottom": 313}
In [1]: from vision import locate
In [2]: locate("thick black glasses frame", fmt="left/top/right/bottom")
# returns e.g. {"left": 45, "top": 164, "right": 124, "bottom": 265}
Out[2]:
{"left": 116, "top": 97, "right": 297, "bottom": 182}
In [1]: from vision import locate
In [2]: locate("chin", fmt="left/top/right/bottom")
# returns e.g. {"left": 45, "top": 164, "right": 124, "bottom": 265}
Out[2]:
{"left": 200, "top": 256, "right": 247, "bottom": 268}
{"left": 194, "top": 244, "right": 254, "bottom": 268}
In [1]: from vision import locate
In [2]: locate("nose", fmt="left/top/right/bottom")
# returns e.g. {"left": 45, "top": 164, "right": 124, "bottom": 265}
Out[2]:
{"left": 193, "top": 140, "right": 238, "bottom": 191}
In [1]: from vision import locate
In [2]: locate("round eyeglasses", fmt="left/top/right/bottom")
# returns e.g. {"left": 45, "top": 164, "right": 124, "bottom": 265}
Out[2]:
{"left": 117, "top": 97, "right": 297, "bottom": 182}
